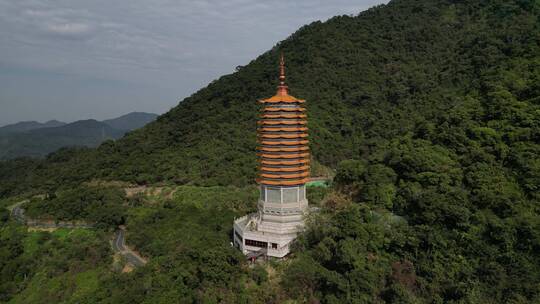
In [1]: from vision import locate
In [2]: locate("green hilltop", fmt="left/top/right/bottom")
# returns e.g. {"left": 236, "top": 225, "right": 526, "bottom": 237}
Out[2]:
{"left": 1, "top": 0, "right": 539, "bottom": 196}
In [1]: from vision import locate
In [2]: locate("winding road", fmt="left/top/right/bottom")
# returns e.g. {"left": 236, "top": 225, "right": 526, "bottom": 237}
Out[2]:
{"left": 8, "top": 200, "right": 27, "bottom": 222}
{"left": 112, "top": 229, "right": 147, "bottom": 267}
{"left": 7, "top": 200, "right": 147, "bottom": 268}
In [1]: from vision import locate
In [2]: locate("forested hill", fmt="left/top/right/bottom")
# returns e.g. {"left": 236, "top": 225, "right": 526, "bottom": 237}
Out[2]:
{"left": 0, "top": 0, "right": 539, "bottom": 197}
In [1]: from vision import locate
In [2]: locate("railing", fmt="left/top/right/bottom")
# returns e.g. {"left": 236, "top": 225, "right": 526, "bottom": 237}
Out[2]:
{"left": 233, "top": 214, "right": 250, "bottom": 222}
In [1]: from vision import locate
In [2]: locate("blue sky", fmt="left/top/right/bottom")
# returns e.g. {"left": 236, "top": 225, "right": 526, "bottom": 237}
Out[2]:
{"left": 0, "top": 0, "right": 387, "bottom": 126}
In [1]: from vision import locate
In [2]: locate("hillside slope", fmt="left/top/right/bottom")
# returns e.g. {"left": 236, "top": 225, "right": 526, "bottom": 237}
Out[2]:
{"left": 0, "top": 0, "right": 538, "bottom": 197}
{"left": 102, "top": 112, "right": 158, "bottom": 131}
{"left": 0, "top": 120, "right": 123, "bottom": 159}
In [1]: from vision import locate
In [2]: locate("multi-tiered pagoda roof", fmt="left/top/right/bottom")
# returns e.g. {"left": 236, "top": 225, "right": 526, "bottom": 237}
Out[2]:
{"left": 256, "top": 55, "right": 310, "bottom": 186}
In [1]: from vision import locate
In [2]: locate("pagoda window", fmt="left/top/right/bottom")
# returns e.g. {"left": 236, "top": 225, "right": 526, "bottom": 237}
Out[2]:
{"left": 283, "top": 187, "right": 298, "bottom": 203}
{"left": 299, "top": 186, "right": 305, "bottom": 200}
{"left": 245, "top": 239, "right": 268, "bottom": 248}
{"left": 259, "top": 186, "right": 266, "bottom": 201}
{"left": 267, "top": 187, "right": 281, "bottom": 203}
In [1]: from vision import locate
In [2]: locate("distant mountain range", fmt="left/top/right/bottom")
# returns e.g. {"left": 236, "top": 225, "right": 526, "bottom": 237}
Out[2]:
{"left": 0, "top": 112, "right": 157, "bottom": 159}
{"left": 0, "top": 120, "right": 66, "bottom": 135}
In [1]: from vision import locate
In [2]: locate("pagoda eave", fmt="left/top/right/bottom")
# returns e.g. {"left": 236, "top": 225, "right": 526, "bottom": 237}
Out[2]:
{"left": 263, "top": 107, "right": 306, "bottom": 112}
{"left": 259, "top": 166, "right": 310, "bottom": 172}
{"left": 256, "top": 178, "right": 310, "bottom": 186}
{"left": 261, "top": 159, "right": 310, "bottom": 166}
{"left": 257, "top": 120, "right": 307, "bottom": 125}
{"left": 258, "top": 153, "right": 309, "bottom": 159}
{"left": 258, "top": 133, "right": 308, "bottom": 139}
{"left": 260, "top": 140, "right": 309, "bottom": 146}
{"left": 261, "top": 114, "right": 307, "bottom": 119}
{"left": 259, "top": 96, "right": 305, "bottom": 103}
{"left": 258, "top": 127, "right": 308, "bottom": 132}
{"left": 259, "top": 147, "right": 309, "bottom": 153}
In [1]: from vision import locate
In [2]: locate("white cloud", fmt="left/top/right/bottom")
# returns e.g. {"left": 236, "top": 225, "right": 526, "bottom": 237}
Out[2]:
{"left": 45, "top": 22, "right": 94, "bottom": 37}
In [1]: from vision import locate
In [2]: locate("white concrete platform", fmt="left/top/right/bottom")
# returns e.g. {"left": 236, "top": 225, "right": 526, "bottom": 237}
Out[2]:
{"left": 233, "top": 187, "right": 308, "bottom": 258}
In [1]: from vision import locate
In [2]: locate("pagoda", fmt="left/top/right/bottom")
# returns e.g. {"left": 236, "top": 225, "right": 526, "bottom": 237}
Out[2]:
{"left": 233, "top": 54, "right": 309, "bottom": 258}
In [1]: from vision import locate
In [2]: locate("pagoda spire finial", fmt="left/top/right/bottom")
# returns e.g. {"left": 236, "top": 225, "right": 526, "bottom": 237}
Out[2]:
{"left": 277, "top": 52, "right": 288, "bottom": 96}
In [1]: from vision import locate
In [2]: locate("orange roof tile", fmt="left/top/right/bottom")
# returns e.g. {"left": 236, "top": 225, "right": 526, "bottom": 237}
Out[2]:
{"left": 257, "top": 120, "right": 307, "bottom": 125}
{"left": 260, "top": 171, "right": 310, "bottom": 179}
{"left": 260, "top": 140, "right": 309, "bottom": 146}
{"left": 259, "top": 133, "right": 308, "bottom": 139}
{"left": 263, "top": 107, "right": 305, "bottom": 112}
{"left": 258, "top": 153, "right": 309, "bottom": 159}
{"left": 258, "top": 127, "right": 308, "bottom": 132}
{"left": 260, "top": 166, "right": 309, "bottom": 172}
{"left": 256, "top": 178, "right": 310, "bottom": 186}
{"left": 259, "top": 146, "right": 309, "bottom": 152}
{"left": 261, "top": 114, "right": 306, "bottom": 119}
{"left": 259, "top": 94, "right": 306, "bottom": 103}
{"left": 261, "top": 159, "right": 309, "bottom": 166}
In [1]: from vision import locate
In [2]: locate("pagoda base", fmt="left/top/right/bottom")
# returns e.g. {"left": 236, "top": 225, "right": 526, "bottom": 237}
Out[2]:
{"left": 233, "top": 212, "right": 305, "bottom": 258}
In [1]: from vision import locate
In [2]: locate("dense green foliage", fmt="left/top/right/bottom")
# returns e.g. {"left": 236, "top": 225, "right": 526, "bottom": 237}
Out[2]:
{"left": 0, "top": 0, "right": 535, "bottom": 194}
{"left": 283, "top": 156, "right": 540, "bottom": 302}
{"left": 0, "top": 179, "right": 538, "bottom": 303}
{"left": 0, "top": 223, "right": 110, "bottom": 303}
{"left": 100, "top": 186, "right": 259, "bottom": 302}
{"left": 0, "top": 0, "right": 539, "bottom": 302}
{"left": 25, "top": 186, "right": 126, "bottom": 228}
{"left": 0, "top": 186, "right": 277, "bottom": 303}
